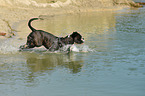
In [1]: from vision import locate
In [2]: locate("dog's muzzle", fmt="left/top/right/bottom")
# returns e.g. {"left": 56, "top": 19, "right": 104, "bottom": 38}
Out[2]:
{"left": 82, "top": 38, "right": 85, "bottom": 42}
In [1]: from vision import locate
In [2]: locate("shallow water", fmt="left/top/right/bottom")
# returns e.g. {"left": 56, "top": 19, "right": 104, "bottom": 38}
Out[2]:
{"left": 0, "top": 8, "right": 145, "bottom": 96}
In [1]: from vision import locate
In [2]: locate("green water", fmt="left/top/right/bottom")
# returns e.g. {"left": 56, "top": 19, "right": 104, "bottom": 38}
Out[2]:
{"left": 0, "top": 8, "right": 145, "bottom": 96}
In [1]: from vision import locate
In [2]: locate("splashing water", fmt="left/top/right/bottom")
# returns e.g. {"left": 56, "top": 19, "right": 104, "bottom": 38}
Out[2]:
{"left": 71, "top": 44, "right": 93, "bottom": 52}
{"left": 0, "top": 39, "right": 92, "bottom": 54}
{"left": 0, "top": 39, "right": 19, "bottom": 54}
{"left": 24, "top": 44, "right": 92, "bottom": 53}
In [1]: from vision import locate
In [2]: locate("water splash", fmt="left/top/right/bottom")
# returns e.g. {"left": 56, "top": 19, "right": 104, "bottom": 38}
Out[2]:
{"left": 0, "top": 38, "right": 92, "bottom": 54}
{"left": 41, "top": 44, "right": 92, "bottom": 53}
{"left": 0, "top": 39, "right": 19, "bottom": 54}
{"left": 71, "top": 44, "right": 93, "bottom": 52}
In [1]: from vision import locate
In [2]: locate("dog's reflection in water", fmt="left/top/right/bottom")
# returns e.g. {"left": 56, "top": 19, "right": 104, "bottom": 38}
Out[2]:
{"left": 25, "top": 53, "right": 83, "bottom": 83}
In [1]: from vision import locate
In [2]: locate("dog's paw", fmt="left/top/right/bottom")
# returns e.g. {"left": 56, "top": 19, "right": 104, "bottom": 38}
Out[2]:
{"left": 19, "top": 45, "right": 24, "bottom": 49}
{"left": 19, "top": 45, "right": 28, "bottom": 49}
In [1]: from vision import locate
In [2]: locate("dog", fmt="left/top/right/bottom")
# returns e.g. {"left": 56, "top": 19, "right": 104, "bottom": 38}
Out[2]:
{"left": 19, "top": 18, "right": 84, "bottom": 52}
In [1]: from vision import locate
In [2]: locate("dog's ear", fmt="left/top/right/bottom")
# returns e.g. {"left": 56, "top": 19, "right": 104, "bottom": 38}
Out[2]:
{"left": 70, "top": 31, "right": 80, "bottom": 38}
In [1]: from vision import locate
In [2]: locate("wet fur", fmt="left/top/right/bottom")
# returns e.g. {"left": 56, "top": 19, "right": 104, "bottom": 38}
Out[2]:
{"left": 20, "top": 18, "right": 84, "bottom": 52}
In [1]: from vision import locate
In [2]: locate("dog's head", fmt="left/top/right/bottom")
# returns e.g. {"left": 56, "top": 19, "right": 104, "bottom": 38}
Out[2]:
{"left": 62, "top": 31, "right": 84, "bottom": 45}
{"left": 70, "top": 31, "right": 84, "bottom": 44}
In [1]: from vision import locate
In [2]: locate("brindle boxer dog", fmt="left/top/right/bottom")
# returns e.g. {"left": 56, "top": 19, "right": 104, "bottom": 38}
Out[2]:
{"left": 19, "top": 18, "right": 84, "bottom": 52}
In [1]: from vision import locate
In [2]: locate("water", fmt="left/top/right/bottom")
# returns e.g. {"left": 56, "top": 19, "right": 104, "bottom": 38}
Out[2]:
{"left": 0, "top": 8, "right": 145, "bottom": 96}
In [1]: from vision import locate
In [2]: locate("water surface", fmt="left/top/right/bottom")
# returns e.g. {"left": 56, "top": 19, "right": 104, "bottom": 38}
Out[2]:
{"left": 0, "top": 8, "right": 145, "bottom": 96}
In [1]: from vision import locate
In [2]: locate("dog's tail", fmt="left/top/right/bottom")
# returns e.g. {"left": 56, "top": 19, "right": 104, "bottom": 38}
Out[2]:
{"left": 28, "top": 18, "right": 39, "bottom": 32}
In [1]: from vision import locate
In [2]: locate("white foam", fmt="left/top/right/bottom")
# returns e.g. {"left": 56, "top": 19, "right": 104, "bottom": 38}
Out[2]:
{"left": 71, "top": 44, "right": 92, "bottom": 52}
{"left": 0, "top": 39, "right": 19, "bottom": 54}
{"left": 71, "top": 45, "right": 80, "bottom": 52}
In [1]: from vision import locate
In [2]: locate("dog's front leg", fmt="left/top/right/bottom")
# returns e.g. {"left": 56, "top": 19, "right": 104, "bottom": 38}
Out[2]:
{"left": 19, "top": 44, "right": 28, "bottom": 49}
{"left": 19, "top": 43, "right": 36, "bottom": 50}
{"left": 49, "top": 40, "right": 59, "bottom": 52}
